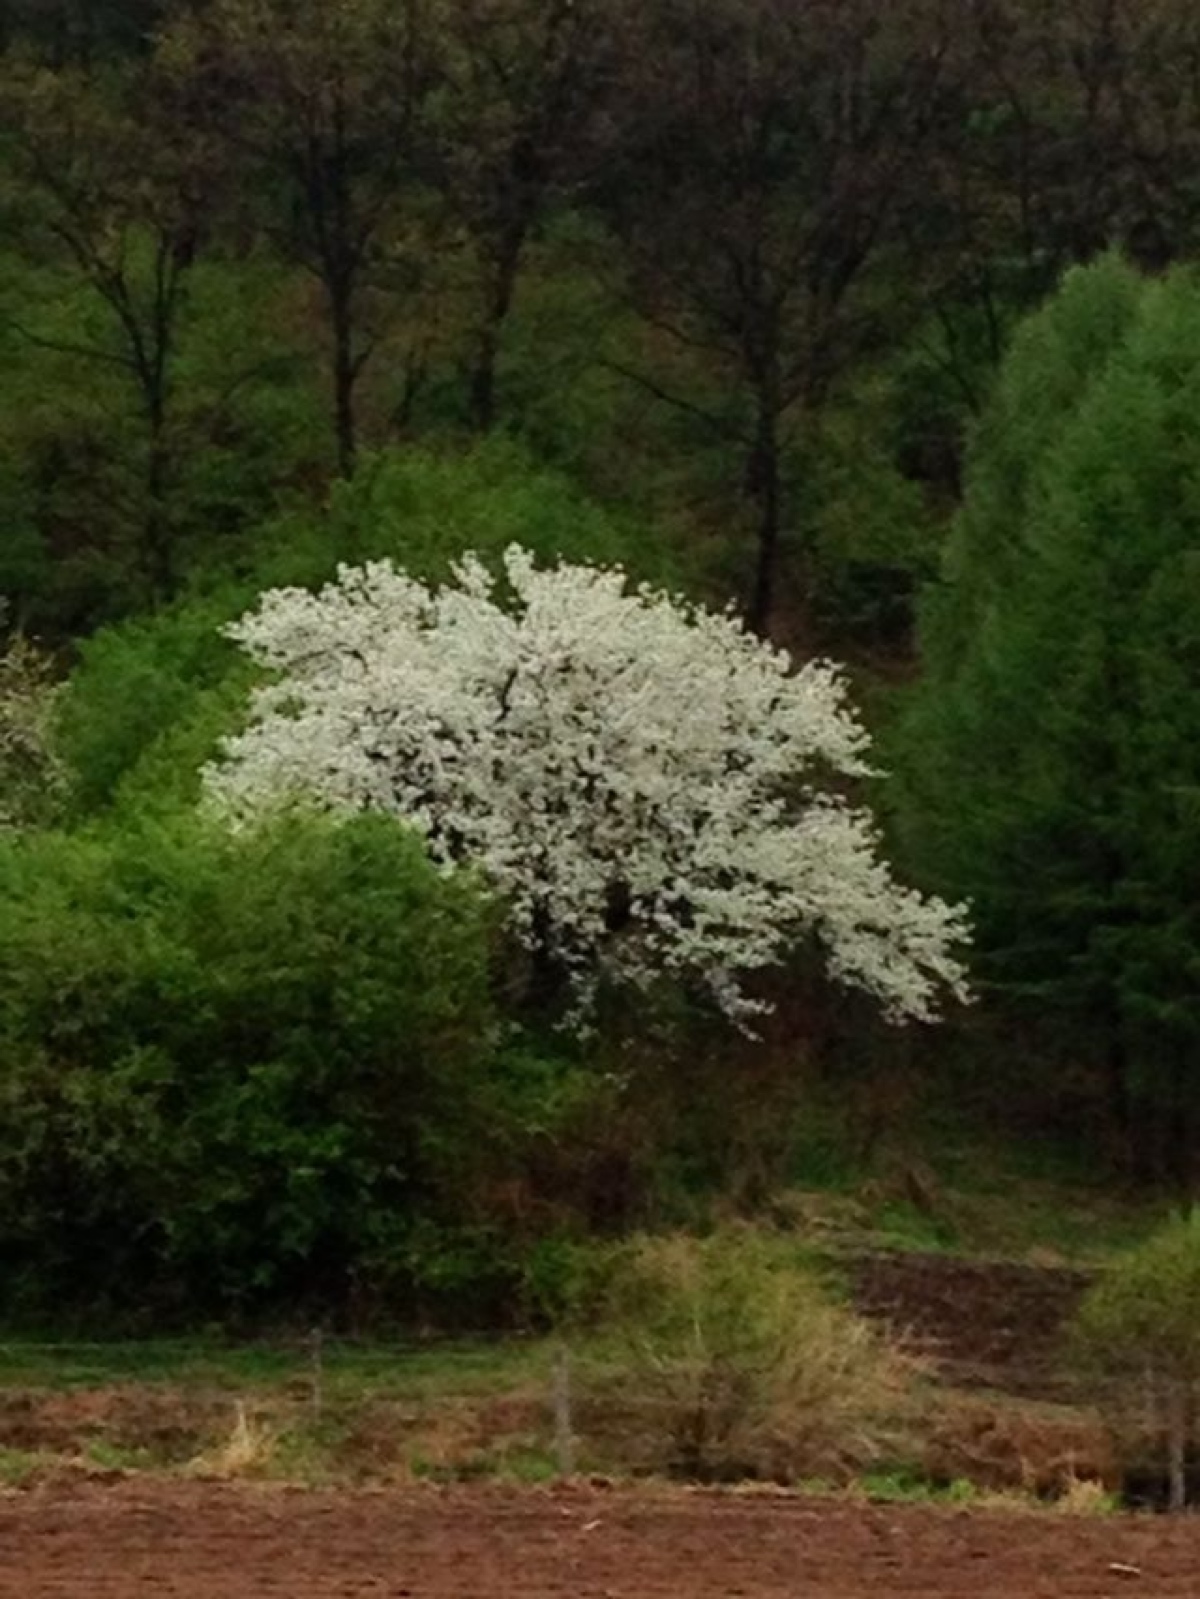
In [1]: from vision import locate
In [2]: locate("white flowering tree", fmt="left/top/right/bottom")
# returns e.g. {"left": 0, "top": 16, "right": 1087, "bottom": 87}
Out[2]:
{"left": 205, "top": 548, "right": 968, "bottom": 1026}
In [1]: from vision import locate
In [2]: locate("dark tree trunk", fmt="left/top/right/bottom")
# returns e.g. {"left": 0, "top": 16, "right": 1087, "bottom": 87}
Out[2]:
{"left": 144, "top": 426, "right": 172, "bottom": 592}
{"left": 329, "top": 277, "right": 358, "bottom": 479}
{"left": 469, "top": 227, "right": 524, "bottom": 434}
{"left": 1166, "top": 1045, "right": 1196, "bottom": 1194}
{"left": 1104, "top": 1022, "right": 1133, "bottom": 1173}
{"left": 141, "top": 373, "right": 173, "bottom": 594}
{"left": 1167, "top": 1381, "right": 1188, "bottom": 1512}
{"left": 746, "top": 386, "right": 782, "bottom": 636}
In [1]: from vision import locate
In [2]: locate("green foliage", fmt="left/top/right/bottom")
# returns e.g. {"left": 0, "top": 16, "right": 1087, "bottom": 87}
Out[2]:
{"left": 1072, "top": 1211, "right": 1200, "bottom": 1385}
{"left": 243, "top": 438, "right": 687, "bottom": 593}
{"left": 0, "top": 1448, "right": 47, "bottom": 1488}
{"left": 0, "top": 1332, "right": 548, "bottom": 1397}
{"left": 166, "top": 255, "right": 330, "bottom": 549}
{"left": 895, "top": 256, "right": 1200, "bottom": 1165}
{"left": 0, "top": 250, "right": 143, "bottom": 632}
{"left": 857, "top": 1468, "right": 981, "bottom": 1506}
{"left": 917, "top": 253, "right": 1145, "bottom": 677}
{"left": 54, "top": 593, "right": 247, "bottom": 815}
{"left": 0, "top": 245, "right": 329, "bottom": 636}
{"left": 0, "top": 810, "right": 500, "bottom": 1318}
{"left": 1071, "top": 1211, "right": 1200, "bottom": 1507}
{"left": 516, "top": 1233, "right": 620, "bottom": 1328}
{"left": 802, "top": 379, "right": 941, "bottom": 652}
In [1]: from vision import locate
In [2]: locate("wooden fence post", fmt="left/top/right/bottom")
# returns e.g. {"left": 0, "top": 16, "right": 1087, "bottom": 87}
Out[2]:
{"left": 308, "top": 1328, "right": 324, "bottom": 1424}
{"left": 553, "top": 1343, "right": 576, "bottom": 1478}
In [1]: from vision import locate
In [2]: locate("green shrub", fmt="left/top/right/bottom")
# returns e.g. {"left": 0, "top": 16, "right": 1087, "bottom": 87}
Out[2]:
{"left": 597, "top": 1228, "right": 914, "bottom": 1483}
{"left": 235, "top": 438, "right": 688, "bottom": 597}
{"left": 1070, "top": 1211, "right": 1200, "bottom": 1509}
{"left": 54, "top": 592, "right": 249, "bottom": 816}
{"left": 0, "top": 810, "right": 500, "bottom": 1321}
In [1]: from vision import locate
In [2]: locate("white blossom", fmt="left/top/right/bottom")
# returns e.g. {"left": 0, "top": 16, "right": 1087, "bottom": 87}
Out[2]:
{"left": 204, "top": 547, "right": 969, "bottom": 1025}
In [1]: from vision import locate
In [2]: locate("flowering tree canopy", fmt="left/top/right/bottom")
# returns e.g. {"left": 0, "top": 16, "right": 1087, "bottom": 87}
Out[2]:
{"left": 205, "top": 548, "right": 968, "bottom": 1025}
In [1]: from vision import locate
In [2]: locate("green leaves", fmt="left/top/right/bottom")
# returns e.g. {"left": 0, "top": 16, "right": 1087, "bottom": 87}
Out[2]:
{"left": 0, "top": 811, "right": 497, "bottom": 1316}
{"left": 895, "top": 255, "right": 1200, "bottom": 1164}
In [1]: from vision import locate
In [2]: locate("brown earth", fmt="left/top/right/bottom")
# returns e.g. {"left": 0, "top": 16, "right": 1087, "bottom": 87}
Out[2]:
{"left": 0, "top": 1478, "right": 1194, "bottom": 1599}
{"left": 0, "top": 1386, "right": 232, "bottom": 1460}
{"left": 848, "top": 1251, "right": 1092, "bottom": 1395}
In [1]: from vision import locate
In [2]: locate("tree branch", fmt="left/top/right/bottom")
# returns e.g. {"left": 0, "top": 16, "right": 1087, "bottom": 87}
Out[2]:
{"left": 599, "top": 358, "right": 751, "bottom": 443}
{"left": 2, "top": 316, "right": 135, "bottom": 373}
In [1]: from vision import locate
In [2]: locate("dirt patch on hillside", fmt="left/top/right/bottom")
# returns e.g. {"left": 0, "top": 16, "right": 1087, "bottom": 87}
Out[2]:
{"left": 0, "top": 1386, "right": 228, "bottom": 1461}
{"left": 848, "top": 1252, "right": 1092, "bottom": 1395}
{"left": 0, "top": 1478, "right": 1191, "bottom": 1598}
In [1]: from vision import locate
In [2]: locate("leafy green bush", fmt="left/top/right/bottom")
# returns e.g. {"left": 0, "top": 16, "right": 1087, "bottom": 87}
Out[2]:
{"left": 0, "top": 810, "right": 500, "bottom": 1321}
{"left": 238, "top": 438, "right": 688, "bottom": 594}
{"left": 54, "top": 592, "right": 249, "bottom": 816}
{"left": 597, "top": 1228, "right": 914, "bottom": 1483}
{"left": 1070, "top": 1211, "right": 1200, "bottom": 1509}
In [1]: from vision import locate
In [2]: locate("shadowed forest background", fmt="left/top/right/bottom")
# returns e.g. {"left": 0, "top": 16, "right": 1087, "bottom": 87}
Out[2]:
{"left": 5, "top": 0, "right": 1200, "bottom": 1332}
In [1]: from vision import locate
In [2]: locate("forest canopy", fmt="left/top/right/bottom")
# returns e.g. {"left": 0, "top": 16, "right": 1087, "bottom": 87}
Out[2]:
{"left": 5, "top": 0, "right": 1200, "bottom": 1324}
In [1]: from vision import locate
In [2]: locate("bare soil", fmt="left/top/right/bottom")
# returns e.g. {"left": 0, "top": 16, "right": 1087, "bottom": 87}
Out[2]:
{"left": 0, "top": 1478, "right": 1193, "bottom": 1599}
{"left": 849, "top": 1251, "right": 1092, "bottom": 1394}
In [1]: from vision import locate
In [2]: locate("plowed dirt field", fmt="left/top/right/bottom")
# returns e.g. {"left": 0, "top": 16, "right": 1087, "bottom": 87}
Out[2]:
{"left": 0, "top": 1478, "right": 1193, "bottom": 1598}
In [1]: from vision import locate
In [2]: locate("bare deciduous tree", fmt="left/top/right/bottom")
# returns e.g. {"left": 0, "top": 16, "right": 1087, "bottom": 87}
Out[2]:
{"left": 426, "top": 0, "right": 618, "bottom": 431}
{"left": 605, "top": 0, "right": 957, "bottom": 635}
{"left": 0, "top": 52, "right": 214, "bottom": 590}
{"left": 162, "top": 0, "right": 436, "bottom": 478}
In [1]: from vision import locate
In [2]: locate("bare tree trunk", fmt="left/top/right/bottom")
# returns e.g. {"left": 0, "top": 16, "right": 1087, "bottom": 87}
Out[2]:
{"left": 141, "top": 375, "right": 174, "bottom": 594}
{"left": 746, "top": 389, "right": 782, "bottom": 636}
{"left": 144, "top": 425, "right": 172, "bottom": 593}
{"left": 1104, "top": 1021, "right": 1134, "bottom": 1175}
{"left": 469, "top": 227, "right": 524, "bottom": 434}
{"left": 1167, "top": 1380, "right": 1188, "bottom": 1512}
{"left": 320, "top": 255, "right": 361, "bottom": 476}
{"left": 1169, "top": 1047, "right": 1196, "bottom": 1195}
{"left": 329, "top": 278, "right": 359, "bottom": 479}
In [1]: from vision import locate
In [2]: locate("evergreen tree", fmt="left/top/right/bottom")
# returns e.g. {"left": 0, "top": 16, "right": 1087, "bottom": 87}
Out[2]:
{"left": 898, "top": 255, "right": 1200, "bottom": 1177}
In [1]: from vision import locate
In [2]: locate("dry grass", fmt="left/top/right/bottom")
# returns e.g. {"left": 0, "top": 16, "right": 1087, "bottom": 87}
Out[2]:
{"left": 186, "top": 1401, "right": 277, "bottom": 1479}
{"left": 593, "top": 1229, "right": 918, "bottom": 1484}
{"left": 920, "top": 1393, "right": 1117, "bottom": 1497}
{"left": 1054, "top": 1474, "right": 1120, "bottom": 1516}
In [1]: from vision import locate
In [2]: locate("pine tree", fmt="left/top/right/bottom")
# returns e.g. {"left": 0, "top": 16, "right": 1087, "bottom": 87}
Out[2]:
{"left": 898, "top": 255, "right": 1200, "bottom": 1176}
